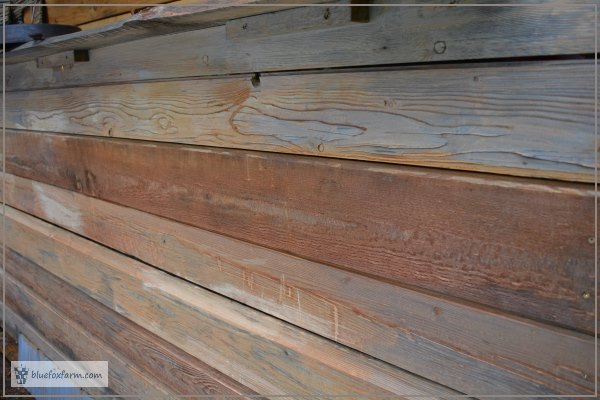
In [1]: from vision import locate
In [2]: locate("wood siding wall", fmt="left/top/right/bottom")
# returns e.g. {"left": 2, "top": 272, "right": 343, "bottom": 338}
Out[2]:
{"left": 2, "top": 1, "right": 596, "bottom": 397}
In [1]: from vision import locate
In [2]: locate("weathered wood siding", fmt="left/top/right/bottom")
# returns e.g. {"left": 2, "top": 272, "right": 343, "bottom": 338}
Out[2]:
{"left": 2, "top": 1, "right": 595, "bottom": 398}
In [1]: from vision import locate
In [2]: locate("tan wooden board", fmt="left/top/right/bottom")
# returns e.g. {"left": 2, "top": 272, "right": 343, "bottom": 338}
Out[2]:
{"left": 45, "top": 0, "right": 173, "bottom": 26}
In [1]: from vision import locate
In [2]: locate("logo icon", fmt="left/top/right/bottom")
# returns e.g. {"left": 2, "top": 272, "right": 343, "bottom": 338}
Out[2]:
{"left": 13, "top": 364, "right": 29, "bottom": 385}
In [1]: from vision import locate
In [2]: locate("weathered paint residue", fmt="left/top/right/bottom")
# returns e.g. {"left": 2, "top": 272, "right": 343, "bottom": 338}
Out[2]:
{"left": 33, "top": 181, "right": 82, "bottom": 231}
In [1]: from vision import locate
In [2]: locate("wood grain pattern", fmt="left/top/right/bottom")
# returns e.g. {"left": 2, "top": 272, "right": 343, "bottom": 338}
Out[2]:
{"left": 3, "top": 0, "right": 316, "bottom": 64}
{"left": 46, "top": 0, "right": 172, "bottom": 26}
{"left": 2, "top": 249, "right": 258, "bottom": 398}
{"left": 3, "top": 206, "right": 457, "bottom": 398}
{"left": 4, "top": 130, "right": 595, "bottom": 332}
{"left": 1, "top": 273, "right": 174, "bottom": 397}
{"left": 6, "top": 60, "right": 595, "bottom": 181}
{"left": 5, "top": 2, "right": 594, "bottom": 89}
{"left": 3, "top": 173, "right": 595, "bottom": 395}
{"left": 226, "top": 4, "right": 355, "bottom": 40}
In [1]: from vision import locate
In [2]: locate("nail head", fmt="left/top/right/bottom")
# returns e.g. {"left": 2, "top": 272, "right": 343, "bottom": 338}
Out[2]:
{"left": 582, "top": 291, "right": 591, "bottom": 299}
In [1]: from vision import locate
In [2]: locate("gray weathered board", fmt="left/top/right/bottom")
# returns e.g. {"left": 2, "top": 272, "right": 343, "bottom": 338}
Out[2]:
{"left": 5, "top": 60, "right": 596, "bottom": 182}
{"left": 4, "top": 2, "right": 594, "bottom": 90}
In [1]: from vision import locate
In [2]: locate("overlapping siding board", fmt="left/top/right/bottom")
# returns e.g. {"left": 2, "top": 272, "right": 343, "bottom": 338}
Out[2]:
{"left": 1, "top": 1, "right": 596, "bottom": 398}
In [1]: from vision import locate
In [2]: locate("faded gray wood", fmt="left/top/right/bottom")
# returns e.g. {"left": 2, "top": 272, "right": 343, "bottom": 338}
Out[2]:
{"left": 4, "top": 206, "right": 459, "bottom": 398}
{"left": 3, "top": 173, "right": 595, "bottom": 396}
{"left": 6, "top": 60, "right": 596, "bottom": 181}
{"left": 3, "top": 0, "right": 317, "bottom": 65}
{"left": 4, "top": 2, "right": 594, "bottom": 90}
{"left": 226, "top": 3, "right": 355, "bottom": 40}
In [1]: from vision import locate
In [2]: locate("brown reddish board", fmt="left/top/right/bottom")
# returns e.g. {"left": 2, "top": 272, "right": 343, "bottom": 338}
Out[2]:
{"left": 3, "top": 173, "right": 595, "bottom": 395}
{"left": 3, "top": 130, "right": 594, "bottom": 333}
{"left": 4, "top": 206, "right": 457, "bottom": 397}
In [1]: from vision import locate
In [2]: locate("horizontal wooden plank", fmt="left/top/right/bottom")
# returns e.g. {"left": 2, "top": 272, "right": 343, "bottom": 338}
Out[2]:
{"left": 4, "top": 130, "right": 595, "bottom": 332}
{"left": 2, "top": 206, "right": 456, "bottom": 397}
{"left": 3, "top": 1, "right": 318, "bottom": 65}
{"left": 226, "top": 4, "right": 356, "bottom": 40}
{"left": 4, "top": 173, "right": 594, "bottom": 395}
{"left": 4, "top": 2, "right": 594, "bottom": 90}
{"left": 46, "top": 0, "right": 172, "bottom": 26}
{"left": 1, "top": 274, "right": 173, "bottom": 397}
{"left": 2, "top": 249, "right": 258, "bottom": 397}
{"left": 6, "top": 60, "right": 595, "bottom": 181}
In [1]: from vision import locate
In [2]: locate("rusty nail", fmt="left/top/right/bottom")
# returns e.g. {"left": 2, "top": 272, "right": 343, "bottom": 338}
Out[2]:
{"left": 317, "top": 143, "right": 324, "bottom": 152}
{"left": 434, "top": 41, "right": 447, "bottom": 54}
{"left": 582, "top": 291, "right": 591, "bottom": 299}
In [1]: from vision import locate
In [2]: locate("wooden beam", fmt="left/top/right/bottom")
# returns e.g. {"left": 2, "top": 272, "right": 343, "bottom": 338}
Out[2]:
{"left": 45, "top": 0, "right": 173, "bottom": 26}
{"left": 2, "top": 207, "right": 457, "bottom": 397}
{"left": 5, "top": 60, "right": 595, "bottom": 181}
{"left": 4, "top": 130, "right": 595, "bottom": 332}
{"left": 1, "top": 275, "right": 174, "bottom": 397}
{"left": 3, "top": 173, "right": 595, "bottom": 395}
{"left": 3, "top": 0, "right": 321, "bottom": 64}
{"left": 4, "top": 2, "right": 594, "bottom": 88}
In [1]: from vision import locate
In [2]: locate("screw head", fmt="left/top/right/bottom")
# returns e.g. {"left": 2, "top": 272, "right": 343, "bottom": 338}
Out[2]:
{"left": 434, "top": 41, "right": 447, "bottom": 54}
{"left": 588, "top": 236, "right": 595, "bottom": 244}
